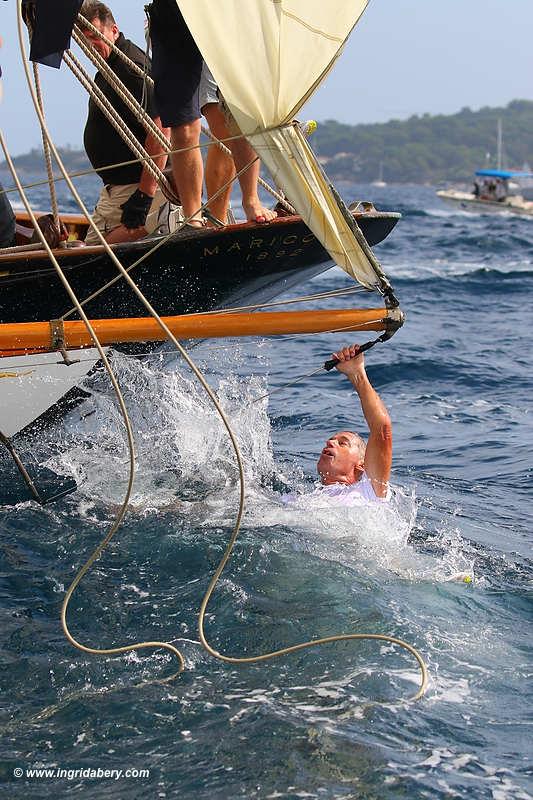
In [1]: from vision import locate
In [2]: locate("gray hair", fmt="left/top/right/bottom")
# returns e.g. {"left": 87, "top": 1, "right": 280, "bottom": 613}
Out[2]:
{"left": 346, "top": 431, "right": 366, "bottom": 460}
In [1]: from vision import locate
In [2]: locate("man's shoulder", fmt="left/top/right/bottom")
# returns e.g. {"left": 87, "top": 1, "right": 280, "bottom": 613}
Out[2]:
{"left": 112, "top": 34, "right": 151, "bottom": 74}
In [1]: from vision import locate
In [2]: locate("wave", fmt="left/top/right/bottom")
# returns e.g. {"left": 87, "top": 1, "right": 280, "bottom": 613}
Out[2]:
{"left": 388, "top": 264, "right": 533, "bottom": 285}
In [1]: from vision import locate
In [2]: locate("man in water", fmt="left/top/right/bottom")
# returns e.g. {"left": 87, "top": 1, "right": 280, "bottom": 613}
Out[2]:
{"left": 315, "top": 344, "right": 392, "bottom": 503}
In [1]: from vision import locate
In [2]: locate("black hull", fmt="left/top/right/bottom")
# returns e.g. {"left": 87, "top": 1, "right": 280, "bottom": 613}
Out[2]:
{"left": 0, "top": 213, "right": 399, "bottom": 324}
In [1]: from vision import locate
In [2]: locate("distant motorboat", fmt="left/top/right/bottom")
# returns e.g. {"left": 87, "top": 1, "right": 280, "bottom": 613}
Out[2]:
{"left": 371, "top": 161, "right": 386, "bottom": 187}
{"left": 437, "top": 169, "right": 533, "bottom": 218}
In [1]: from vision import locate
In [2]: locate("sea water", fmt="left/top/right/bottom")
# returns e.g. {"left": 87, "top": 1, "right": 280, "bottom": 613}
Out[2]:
{"left": 0, "top": 183, "right": 531, "bottom": 799}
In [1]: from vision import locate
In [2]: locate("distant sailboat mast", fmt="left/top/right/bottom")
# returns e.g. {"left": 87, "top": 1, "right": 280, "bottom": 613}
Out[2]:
{"left": 371, "top": 161, "right": 386, "bottom": 187}
{"left": 497, "top": 117, "right": 503, "bottom": 170}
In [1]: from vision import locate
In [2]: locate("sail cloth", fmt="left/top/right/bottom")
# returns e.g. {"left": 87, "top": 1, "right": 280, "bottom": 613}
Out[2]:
{"left": 177, "top": 0, "right": 384, "bottom": 292}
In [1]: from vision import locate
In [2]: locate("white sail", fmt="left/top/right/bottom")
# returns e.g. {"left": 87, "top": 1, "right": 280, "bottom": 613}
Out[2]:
{"left": 177, "top": 0, "right": 384, "bottom": 291}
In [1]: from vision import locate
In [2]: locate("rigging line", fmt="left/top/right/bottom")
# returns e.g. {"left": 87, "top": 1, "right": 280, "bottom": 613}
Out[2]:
{"left": 63, "top": 50, "right": 170, "bottom": 192}
{"left": 75, "top": 15, "right": 295, "bottom": 214}
{"left": 0, "top": 135, "right": 180, "bottom": 670}
{"left": 60, "top": 153, "right": 261, "bottom": 321}
{"left": 242, "top": 320, "right": 391, "bottom": 406}
{"left": 16, "top": 0, "right": 245, "bottom": 682}
{"left": 248, "top": 363, "right": 327, "bottom": 404}
{"left": 31, "top": 61, "right": 62, "bottom": 241}
{"left": 17, "top": 5, "right": 424, "bottom": 703}
{"left": 71, "top": 27, "right": 170, "bottom": 156}
{"left": 197, "top": 286, "right": 367, "bottom": 317}
{"left": 0, "top": 131, "right": 254, "bottom": 199}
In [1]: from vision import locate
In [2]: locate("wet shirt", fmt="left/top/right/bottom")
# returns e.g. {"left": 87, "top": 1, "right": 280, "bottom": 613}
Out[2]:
{"left": 282, "top": 473, "right": 391, "bottom": 507}
{"left": 83, "top": 34, "right": 157, "bottom": 186}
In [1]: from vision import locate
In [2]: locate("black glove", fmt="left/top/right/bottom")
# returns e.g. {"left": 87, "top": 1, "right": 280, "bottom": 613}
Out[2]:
{"left": 120, "top": 189, "right": 153, "bottom": 229}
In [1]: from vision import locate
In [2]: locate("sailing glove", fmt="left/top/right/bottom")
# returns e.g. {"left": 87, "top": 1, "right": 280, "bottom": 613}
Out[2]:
{"left": 120, "top": 189, "right": 153, "bottom": 229}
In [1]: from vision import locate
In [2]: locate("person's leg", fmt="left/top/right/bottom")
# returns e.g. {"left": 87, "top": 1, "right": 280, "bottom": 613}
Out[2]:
{"left": 85, "top": 184, "right": 166, "bottom": 245}
{"left": 84, "top": 184, "right": 139, "bottom": 245}
{"left": 170, "top": 120, "right": 203, "bottom": 225}
{"left": 228, "top": 135, "right": 277, "bottom": 223}
{"left": 150, "top": 0, "right": 204, "bottom": 227}
{"left": 202, "top": 103, "right": 235, "bottom": 224}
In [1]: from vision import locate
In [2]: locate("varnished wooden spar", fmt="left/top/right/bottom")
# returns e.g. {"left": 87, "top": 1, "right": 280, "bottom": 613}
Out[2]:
{"left": 0, "top": 308, "right": 396, "bottom": 356}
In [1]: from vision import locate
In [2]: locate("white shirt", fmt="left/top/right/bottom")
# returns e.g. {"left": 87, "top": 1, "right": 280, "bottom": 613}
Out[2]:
{"left": 282, "top": 472, "right": 391, "bottom": 507}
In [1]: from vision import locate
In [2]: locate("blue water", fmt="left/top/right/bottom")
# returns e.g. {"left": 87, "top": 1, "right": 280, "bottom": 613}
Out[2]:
{"left": 0, "top": 182, "right": 532, "bottom": 799}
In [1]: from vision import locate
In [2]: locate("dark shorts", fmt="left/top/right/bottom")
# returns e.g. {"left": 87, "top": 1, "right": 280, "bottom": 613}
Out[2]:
{"left": 148, "top": 0, "right": 203, "bottom": 127}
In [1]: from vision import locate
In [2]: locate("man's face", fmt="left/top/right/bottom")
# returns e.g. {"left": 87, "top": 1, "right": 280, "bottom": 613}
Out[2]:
{"left": 317, "top": 431, "right": 365, "bottom": 485}
{"left": 81, "top": 16, "right": 119, "bottom": 60}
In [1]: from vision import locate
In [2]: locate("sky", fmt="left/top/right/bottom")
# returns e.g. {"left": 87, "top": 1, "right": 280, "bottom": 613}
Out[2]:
{"left": 1, "top": 0, "right": 533, "bottom": 156}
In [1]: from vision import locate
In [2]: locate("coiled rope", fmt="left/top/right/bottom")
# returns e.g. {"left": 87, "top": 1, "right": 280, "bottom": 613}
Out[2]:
{"left": 10, "top": 0, "right": 428, "bottom": 702}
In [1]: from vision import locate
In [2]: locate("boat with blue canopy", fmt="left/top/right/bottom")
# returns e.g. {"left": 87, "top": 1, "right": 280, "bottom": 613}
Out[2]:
{"left": 437, "top": 168, "right": 533, "bottom": 217}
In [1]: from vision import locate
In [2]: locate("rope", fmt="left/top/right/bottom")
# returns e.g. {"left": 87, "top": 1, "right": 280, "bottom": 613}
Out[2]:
{"left": 59, "top": 153, "right": 264, "bottom": 320}
{"left": 23, "top": 9, "right": 61, "bottom": 238}
{"left": 31, "top": 62, "right": 63, "bottom": 243}
{"left": 75, "top": 13, "right": 295, "bottom": 213}
{"left": 15, "top": 0, "right": 245, "bottom": 682}
{"left": 0, "top": 131, "right": 254, "bottom": 201}
{"left": 71, "top": 26, "right": 171, "bottom": 156}
{"left": 63, "top": 49, "right": 171, "bottom": 194}
{"left": 0, "top": 241, "right": 48, "bottom": 256}
{"left": 12, "top": 0, "right": 426, "bottom": 703}
{"left": 0, "top": 135, "right": 185, "bottom": 672}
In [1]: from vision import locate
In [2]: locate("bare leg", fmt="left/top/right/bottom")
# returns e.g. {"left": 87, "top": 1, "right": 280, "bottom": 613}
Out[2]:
{"left": 170, "top": 119, "right": 203, "bottom": 225}
{"left": 202, "top": 103, "right": 235, "bottom": 224}
{"left": 105, "top": 225, "right": 147, "bottom": 244}
{"left": 228, "top": 135, "right": 277, "bottom": 223}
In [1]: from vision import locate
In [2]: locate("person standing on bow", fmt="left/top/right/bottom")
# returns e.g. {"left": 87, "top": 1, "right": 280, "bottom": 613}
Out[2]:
{"left": 79, "top": 1, "right": 170, "bottom": 245}
{"left": 147, "top": 0, "right": 276, "bottom": 227}
{"left": 199, "top": 63, "right": 277, "bottom": 225}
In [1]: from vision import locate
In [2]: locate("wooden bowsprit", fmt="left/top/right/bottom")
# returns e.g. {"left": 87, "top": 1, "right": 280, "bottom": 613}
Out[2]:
{"left": 0, "top": 307, "right": 404, "bottom": 356}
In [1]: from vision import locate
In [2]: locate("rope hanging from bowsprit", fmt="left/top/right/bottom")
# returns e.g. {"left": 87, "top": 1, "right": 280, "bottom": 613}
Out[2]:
{"left": 13, "top": 1, "right": 425, "bottom": 704}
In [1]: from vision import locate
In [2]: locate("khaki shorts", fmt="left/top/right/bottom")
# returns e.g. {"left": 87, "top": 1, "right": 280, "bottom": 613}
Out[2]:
{"left": 84, "top": 184, "right": 177, "bottom": 245}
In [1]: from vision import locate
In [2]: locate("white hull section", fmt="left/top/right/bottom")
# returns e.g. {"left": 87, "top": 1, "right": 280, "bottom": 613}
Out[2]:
{"left": 0, "top": 348, "right": 101, "bottom": 437}
{"left": 437, "top": 190, "right": 533, "bottom": 218}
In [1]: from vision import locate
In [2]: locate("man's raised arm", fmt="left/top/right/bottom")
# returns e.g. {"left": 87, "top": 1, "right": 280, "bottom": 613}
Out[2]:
{"left": 333, "top": 344, "right": 392, "bottom": 497}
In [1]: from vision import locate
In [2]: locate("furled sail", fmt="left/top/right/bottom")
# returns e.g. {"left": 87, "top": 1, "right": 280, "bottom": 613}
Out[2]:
{"left": 177, "top": 0, "right": 386, "bottom": 292}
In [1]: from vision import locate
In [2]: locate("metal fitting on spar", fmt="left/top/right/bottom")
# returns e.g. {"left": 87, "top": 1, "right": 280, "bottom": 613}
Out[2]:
{"left": 385, "top": 307, "right": 405, "bottom": 331}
